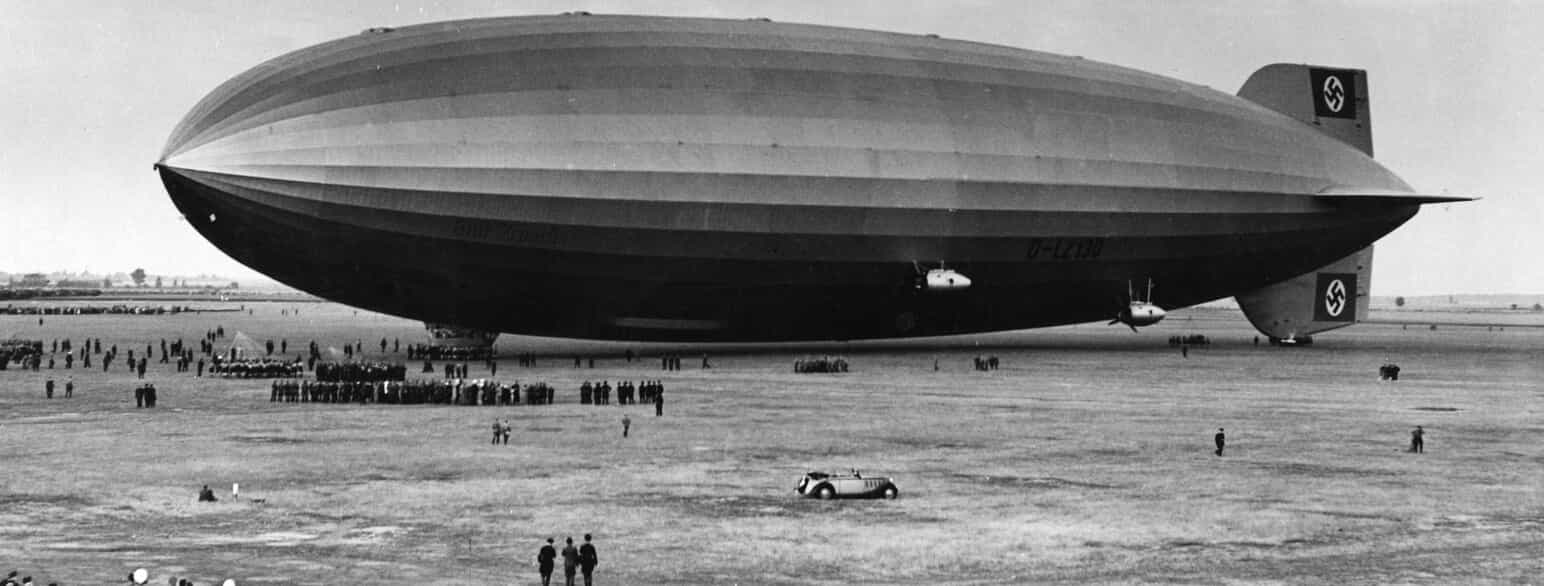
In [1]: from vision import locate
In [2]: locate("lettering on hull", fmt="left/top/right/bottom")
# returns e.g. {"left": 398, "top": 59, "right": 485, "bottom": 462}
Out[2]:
{"left": 1026, "top": 238, "right": 1105, "bottom": 261}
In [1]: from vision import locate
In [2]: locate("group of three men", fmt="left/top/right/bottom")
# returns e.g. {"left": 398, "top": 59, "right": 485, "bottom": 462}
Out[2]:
{"left": 537, "top": 534, "right": 599, "bottom": 586}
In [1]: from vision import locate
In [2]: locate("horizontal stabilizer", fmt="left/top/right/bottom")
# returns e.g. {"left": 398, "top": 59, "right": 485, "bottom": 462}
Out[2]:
{"left": 1316, "top": 187, "right": 1476, "bottom": 205}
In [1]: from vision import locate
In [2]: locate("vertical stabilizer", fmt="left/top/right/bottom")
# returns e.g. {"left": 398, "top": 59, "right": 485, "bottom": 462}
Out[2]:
{"left": 1238, "top": 64, "right": 1372, "bottom": 156}
{"left": 1236, "top": 246, "right": 1373, "bottom": 341}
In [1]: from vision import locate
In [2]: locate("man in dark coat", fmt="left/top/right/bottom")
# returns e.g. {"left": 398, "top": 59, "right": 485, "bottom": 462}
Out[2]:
{"left": 578, "top": 533, "right": 599, "bottom": 586}
{"left": 1214, "top": 428, "right": 1226, "bottom": 457}
{"left": 537, "top": 538, "right": 557, "bottom": 586}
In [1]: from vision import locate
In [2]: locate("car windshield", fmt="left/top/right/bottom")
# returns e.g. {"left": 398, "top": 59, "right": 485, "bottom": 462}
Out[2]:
{"left": 806, "top": 472, "right": 829, "bottom": 480}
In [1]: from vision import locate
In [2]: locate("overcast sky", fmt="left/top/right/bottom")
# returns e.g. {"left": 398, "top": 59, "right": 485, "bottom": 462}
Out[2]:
{"left": 2, "top": 0, "right": 1539, "bottom": 294}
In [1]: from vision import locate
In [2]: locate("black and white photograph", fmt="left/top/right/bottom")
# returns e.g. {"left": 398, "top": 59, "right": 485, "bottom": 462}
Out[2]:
{"left": 2, "top": 1, "right": 1541, "bottom": 583}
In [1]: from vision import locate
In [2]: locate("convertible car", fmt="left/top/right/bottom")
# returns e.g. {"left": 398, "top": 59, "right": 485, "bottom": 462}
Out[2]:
{"left": 796, "top": 470, "right": 899, "bottom": 500}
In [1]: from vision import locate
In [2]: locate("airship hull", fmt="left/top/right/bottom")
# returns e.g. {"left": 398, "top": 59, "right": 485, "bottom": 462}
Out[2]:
{"left": 159, "top": 15, "right": 1421, "bottom": 341}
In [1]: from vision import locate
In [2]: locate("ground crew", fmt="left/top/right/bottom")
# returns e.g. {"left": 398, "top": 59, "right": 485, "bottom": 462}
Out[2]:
{"left": 1214, "top": 428, "right": 1225, "bottom": 456}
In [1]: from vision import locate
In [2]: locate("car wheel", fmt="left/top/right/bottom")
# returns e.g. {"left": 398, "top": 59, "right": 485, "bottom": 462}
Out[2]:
{"left": 883, "top": 485, "right": 898, "bottom": 500}
{"left": 817, "top": 485, "right": 835, "bottom": 500}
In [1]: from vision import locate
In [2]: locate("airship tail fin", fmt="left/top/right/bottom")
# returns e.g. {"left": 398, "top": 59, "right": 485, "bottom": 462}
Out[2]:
{"left": 1238, "top": 64, "right": 1372, "bottom": 156}
{"left": 1235, "top": 245, "right": 1372, "bottom": 341}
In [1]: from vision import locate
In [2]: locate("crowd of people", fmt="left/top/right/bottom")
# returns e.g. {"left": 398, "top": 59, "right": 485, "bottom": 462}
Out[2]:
{"left": 794, "top": 356, "right": 849, "bottom": 373}
{"left": 0, "top": 303, "right": 198, "bottom": 315}
{"left": 406, "top": 343, "right": 492, "bottom": 360}
{"left": 314, "top": 361, "right": 406, "bottom": 382}
{"left": 579, "top": 379, "right": 664, "bottom": 405}
{"left": 0, "top": 339, "right": 43, "bottom": 370}
{"left": 1168, "top": 334, "right": 1211, "bottom": 346}
{"left": 972, "top": 355, "right": 1000, "bottom": 371}
{"left": 270, "top": 379, "right": 557, "bottom": 405}
{"left": 207, "top": 357, "right": 304, "bottom": 378}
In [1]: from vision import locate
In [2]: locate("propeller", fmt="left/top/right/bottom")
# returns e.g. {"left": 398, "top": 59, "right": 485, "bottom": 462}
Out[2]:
{"left": 1109, "top": 278, "right": 1164, "bottom": 332}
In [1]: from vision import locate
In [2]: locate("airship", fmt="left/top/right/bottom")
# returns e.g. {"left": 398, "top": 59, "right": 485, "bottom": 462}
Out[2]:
{"left": 157, "top": 14, "right": 1465, "bottom": 344}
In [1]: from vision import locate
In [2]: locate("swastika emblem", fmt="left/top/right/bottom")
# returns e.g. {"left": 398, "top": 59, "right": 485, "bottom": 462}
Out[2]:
{"left": 1324, "top": 279, "right": 1347, "bottom": 317}
{"left": 1322, "top": 75, "right": 1345, "bottom": 113}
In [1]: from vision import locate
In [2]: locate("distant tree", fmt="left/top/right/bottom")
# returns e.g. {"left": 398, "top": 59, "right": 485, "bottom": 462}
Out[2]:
{"left": 1394, "top": 296, "right": 1406, "bottom": 307}
{"left": 1533, "top": 303, "right": 1542, "bottom": 312}
{"left": 102, "top": 278, "right": 112, "bottom": 288}
{"left": 130, "top": 268, "right": 147, "bottom": 286}
{"left": 19, "top": 273, "right": 50, "bottom": 287}
{"left": 229, "top": 281, "right": 240, "bottom": 289}
{"left": 154, "top": 276, "right": 163, "bottom": 288}
{"left": 1511, "top": 303, "right": 1519, "bottom": 310}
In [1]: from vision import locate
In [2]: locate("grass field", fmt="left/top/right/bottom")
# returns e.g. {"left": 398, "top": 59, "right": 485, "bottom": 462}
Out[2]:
{"left": 2, "top": 302, "right": 1541, "bottom": 585}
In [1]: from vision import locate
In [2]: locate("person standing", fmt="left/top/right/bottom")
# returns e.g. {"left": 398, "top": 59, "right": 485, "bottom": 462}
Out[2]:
{"left": 622, "top": 415, "right": 631, "bottom": 438}
{"left": 45, "top": 379, "right": 54, "bottom": 399}
{"left": 64, "top": 377, "right": 73, "bottom": 398}
{"left": 1214, "top": 428, "right": 1225, "bottom": 457}
{"left": 561, "top": 537, "right": 580, "bottom": 586}
{"left": 491, "top": 418, "right": 502, "bottom": 445}
{"left": 501, "top": 419, "right": 512, "bottom": 445}
{"left": 1410, "top": 425, "right": 1424, "bottom": 453}
{"left": 579, "top": 533, "right": 599, "bottom": 586}
{"left": 537, "top": 538, "right": 557, "bottom": 586}
{"left": 654, "top": 388, "right": 664, "bottom": 417}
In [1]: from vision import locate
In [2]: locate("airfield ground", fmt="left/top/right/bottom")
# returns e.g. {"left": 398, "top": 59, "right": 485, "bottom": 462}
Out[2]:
{"left": 1, "top": 303, "right": 1541, "bottom": 584}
